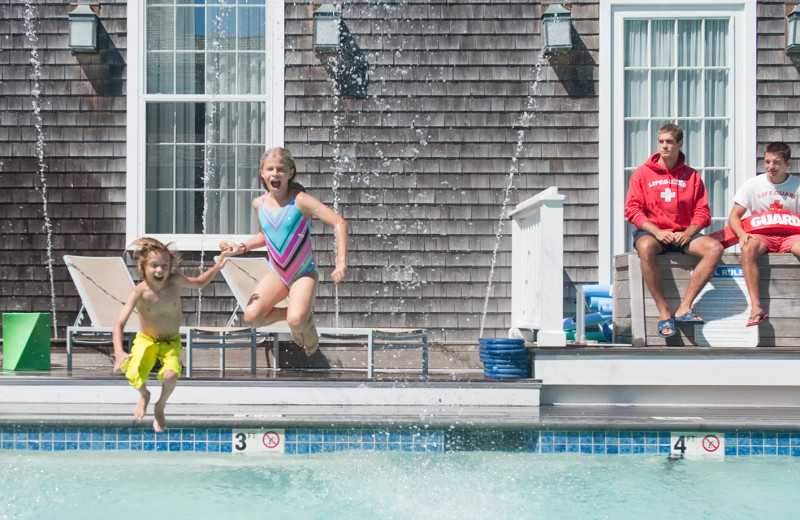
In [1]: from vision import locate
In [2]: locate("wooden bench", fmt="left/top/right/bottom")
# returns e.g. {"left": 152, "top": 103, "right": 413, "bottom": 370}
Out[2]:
{"left": 613, "top": 252, "right": 800, "bottom": 347}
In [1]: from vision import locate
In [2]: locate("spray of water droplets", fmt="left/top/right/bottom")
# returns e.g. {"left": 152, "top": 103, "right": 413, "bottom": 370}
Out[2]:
{"left": 197, "top": 8, "right": 225, "bottom": 325}
{"left": 331, "top": 86, "right": 346, "bottom": 328}
{"left": 23, "top": 2, "right": 57, "bottom": 336}
{"left": 479, "top": 51, "right": 547, "bottom": 338}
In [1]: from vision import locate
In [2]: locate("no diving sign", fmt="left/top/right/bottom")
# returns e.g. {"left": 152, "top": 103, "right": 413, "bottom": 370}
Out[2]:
{"left": 232, "top": 429, "right": 285, "bottom": 454}
{"left": 671, "top": 432, "right": 725, "bottom": 459}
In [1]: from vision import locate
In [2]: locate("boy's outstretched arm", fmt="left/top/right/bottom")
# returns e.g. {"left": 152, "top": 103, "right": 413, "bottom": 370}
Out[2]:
{"left": 112, "top": 288, "right": 141, "bottom": 372}
{"left": 180, "top": 249, "right": 231, "bottom": 289}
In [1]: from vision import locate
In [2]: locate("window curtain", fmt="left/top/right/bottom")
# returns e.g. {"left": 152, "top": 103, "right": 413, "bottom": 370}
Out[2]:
{"left": 144, "top": 2, "right": 267, "bottom": 236}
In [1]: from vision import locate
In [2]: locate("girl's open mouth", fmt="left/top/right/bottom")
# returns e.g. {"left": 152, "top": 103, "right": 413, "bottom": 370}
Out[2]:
{"left": 270, "top": 180, "right": 281, "bottom": 189}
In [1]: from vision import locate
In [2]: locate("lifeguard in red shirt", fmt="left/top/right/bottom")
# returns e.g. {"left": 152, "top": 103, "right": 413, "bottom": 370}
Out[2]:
{"left": 625, "top": 123, "right": 723, "bottom": 338}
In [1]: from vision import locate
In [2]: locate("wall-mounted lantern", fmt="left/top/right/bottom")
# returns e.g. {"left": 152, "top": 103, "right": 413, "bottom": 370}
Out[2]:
{"left": 312, "top": 4, "right": 368, "bottom": 99}
{"left": 69, "top": 4, "right": 99, "bottom": 53}
{"left": 788, "top": 5, "right": 800, "bottom": 53}
{"left": 314, "top": 4, "right": 342, "bottom": 53}
{"left": 542, "top": 3, "right": 572, "bottom": 53}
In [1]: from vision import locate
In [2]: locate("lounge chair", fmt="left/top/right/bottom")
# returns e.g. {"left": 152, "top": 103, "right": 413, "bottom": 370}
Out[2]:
{"left": 63, "top": 255, "right": 141, "bottom": 372}
{"left": 217, "top": 256, "right": 429, "bottom": 377}
{"left": 64, "top": 255, "right": 259, "bottom": 377}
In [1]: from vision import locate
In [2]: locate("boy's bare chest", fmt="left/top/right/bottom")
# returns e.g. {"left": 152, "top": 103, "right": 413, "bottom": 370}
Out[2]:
{"left": 136, "top": 287, "right": 182, "bottom": 317}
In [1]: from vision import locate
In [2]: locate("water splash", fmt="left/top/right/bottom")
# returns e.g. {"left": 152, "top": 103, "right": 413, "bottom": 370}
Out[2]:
{"left": 197, "top": 7, "right": 226, "bottom": 325}
{"left": 23, "top": 2, "right": 57, "bottom": 337}
{"left": 479, "top": 51, "right": 547, "bottom": 338}
{"left": 385, "top": 264, "right": 422, "bottom": 290}
{"left": 331, "top": 87, "right": 345, "bottom": 328}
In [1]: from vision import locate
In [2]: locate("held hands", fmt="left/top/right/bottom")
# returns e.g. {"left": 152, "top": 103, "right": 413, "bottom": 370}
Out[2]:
{"left": 215, "top": 248, "right": 231, "bottom": 268}
{"left": 671, "top": 230, "right": 692, "bottom": 247}
{"left": 219, "top": 241, "right": 247, "bottom": 256}
{"left": 652, "top": 228, "right": 675, "bottom": 244}
{"left": 654, "top": 229, "right": 690, "bottom": 247}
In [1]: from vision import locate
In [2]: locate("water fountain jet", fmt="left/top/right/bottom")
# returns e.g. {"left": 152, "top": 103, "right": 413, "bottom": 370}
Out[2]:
{"left": 23, "top": 1, "right": 57, "bottom": 338}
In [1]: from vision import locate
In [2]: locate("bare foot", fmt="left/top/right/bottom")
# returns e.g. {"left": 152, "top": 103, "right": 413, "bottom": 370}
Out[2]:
{"left": 291, "top": 330, "right": 305, "bottom": 348}
{"left": 134, "top": 389, "right": 150, "bottom": 420}
{"left": 303, "top": 324, "right": 319, "bottom": 356}
{"left": 153, "top": 403, "right": 167, "bottom": 433}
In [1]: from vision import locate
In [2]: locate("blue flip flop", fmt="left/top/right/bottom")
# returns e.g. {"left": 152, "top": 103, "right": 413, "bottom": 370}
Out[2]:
{"left": 657, "top": 318, "right": 676, "bottom": 338}
{"left": 675, "top": 310, "right": 704, "bottom": 324}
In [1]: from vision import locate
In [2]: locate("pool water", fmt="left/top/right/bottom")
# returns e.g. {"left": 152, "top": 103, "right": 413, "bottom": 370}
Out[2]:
{"left": 2, "top": 450, "right": 798, "bottom": 519}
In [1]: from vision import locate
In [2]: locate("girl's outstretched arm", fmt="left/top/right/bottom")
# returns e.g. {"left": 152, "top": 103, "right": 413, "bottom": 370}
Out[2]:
{"left": 219, "top": 234, "right": 266, "bottom": 257}
{"left": 220, "top": 195, "right": 268, "bottom": 256}
{"left": 296, "top": 191, "right": 348, "bottom": 283}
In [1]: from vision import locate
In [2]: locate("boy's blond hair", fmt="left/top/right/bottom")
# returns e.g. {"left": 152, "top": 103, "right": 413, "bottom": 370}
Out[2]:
{"left": 127, "top": 237, "right": 181, "bottom": 277}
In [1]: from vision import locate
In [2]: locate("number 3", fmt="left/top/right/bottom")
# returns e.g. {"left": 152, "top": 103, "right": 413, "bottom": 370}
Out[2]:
{"left": 235, "top": 432, "right": 247, "bottom": 451}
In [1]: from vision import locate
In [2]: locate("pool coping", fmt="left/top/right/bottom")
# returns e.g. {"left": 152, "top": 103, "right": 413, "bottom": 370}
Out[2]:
{"left": 3, "top": 376, "right": 800, "bottom": 431}
{"left": 0, "top": 376, "right": 543, "bottom": 429}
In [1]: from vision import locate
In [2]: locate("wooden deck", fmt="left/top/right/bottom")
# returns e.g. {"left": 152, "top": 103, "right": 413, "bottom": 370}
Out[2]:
{"left": 613, "top": 252, "right": 800, "bottom": 347}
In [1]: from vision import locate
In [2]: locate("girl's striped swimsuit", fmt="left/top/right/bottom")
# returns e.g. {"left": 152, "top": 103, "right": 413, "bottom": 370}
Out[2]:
{"left": 258, "top": 194, "right": 318, "bottom": 287}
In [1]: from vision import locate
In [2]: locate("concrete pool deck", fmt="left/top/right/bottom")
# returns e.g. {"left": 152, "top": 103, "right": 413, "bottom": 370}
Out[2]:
{"left": 4, "top": 373, "right": 800, "bottom": 432}
{"left": 6, "top": 344, "right": 800, "bottom": 432}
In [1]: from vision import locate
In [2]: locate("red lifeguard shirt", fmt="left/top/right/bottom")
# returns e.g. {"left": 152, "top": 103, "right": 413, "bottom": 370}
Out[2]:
{"left": 624, "top": 151, "right": 712, "bottom": 232}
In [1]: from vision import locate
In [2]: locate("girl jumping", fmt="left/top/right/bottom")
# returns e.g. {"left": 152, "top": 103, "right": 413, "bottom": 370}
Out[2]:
{"left": 220, "top": 147, "right": 348, "bottom": 353}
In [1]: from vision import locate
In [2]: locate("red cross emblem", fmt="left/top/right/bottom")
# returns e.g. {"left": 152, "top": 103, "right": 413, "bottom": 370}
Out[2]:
{"left": 769, "top": 200, "right": 784, "bottom": 211}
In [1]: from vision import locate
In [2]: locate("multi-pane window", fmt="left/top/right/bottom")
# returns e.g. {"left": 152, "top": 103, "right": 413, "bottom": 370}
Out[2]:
{"left": 622, "top": 17, "right": 732, "bottom": 248}
{"left": 140, "top": 0, "right": 280, "bottom": 242}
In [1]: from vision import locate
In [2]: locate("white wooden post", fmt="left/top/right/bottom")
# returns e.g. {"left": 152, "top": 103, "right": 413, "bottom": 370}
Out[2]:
{"left": 508, "top": 186, "right": 566, "bottom": 346}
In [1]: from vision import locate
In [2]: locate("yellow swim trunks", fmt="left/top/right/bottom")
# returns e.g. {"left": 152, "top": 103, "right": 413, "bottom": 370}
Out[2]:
{"left": 119, "top": 332, "right": 183, "bottom": 390}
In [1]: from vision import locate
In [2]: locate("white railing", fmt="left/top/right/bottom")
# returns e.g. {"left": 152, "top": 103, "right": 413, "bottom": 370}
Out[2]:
{"left": 508, "top": 186, "right": 566, "bottom": 346}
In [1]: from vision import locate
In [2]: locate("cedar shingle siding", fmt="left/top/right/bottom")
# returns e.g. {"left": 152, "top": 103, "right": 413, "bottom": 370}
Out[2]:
{"left": 1, "top": 2, "right": 129, "bottom": 334}
{"left": 2, "top": 1, "right": 795, "bottom": 345}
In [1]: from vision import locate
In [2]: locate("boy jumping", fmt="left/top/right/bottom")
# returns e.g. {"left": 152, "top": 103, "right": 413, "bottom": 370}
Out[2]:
{"left": 113, "top": 238, "right": 229, "bottom": 432}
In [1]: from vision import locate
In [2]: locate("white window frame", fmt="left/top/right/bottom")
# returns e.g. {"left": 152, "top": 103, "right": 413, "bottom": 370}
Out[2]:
{"left": 126, "top": 2, "right": 285, "bottom": 251}
{"left": 598, "top": 0, "right": 756, "bottom": 283}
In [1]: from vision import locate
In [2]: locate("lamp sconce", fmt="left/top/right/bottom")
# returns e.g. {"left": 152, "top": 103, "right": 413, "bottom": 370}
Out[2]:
{"left": 788, "top": 4, "right": 800, "bottom": 53}
{"left": 69, "top": 4, "right": 99, "bottom": 53}
{"left": 313, "top": 4, "right": 368, "bottom": 99}
{"left": 313, "top": 3, "right": 342, "bottom": 52}
{"left": 542, "top": 3, "right": 573, "bottom": 53}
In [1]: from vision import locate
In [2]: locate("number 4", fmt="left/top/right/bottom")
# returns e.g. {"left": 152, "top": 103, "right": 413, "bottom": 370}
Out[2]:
{"left": 673, "top": 436, "right": 686, "bottom": 454}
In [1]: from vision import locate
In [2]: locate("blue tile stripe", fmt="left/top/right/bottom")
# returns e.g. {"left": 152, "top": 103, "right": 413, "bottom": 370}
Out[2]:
{"left": 4, "top": 426, "right": 800, "bottom": 455}
{"left": 0, "top": 427, "right": 232, "bottom": 453}
{"left": 283, "top": 429, "right": 445, "bottom": 454}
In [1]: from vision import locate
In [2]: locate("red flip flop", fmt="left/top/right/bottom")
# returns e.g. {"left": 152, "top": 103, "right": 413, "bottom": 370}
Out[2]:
{"left": 746, "top": 312, "right": 768, "bottom": 327}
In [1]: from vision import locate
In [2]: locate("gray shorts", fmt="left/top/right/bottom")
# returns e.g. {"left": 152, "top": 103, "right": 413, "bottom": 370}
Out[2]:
{"left": 632, "top": 229, "right": 703, "bottom": 254}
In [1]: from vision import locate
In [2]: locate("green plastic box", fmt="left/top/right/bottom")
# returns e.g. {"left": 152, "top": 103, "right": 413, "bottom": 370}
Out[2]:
{"left": 2, "top": 313, "right": 51, "bottom": 371}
